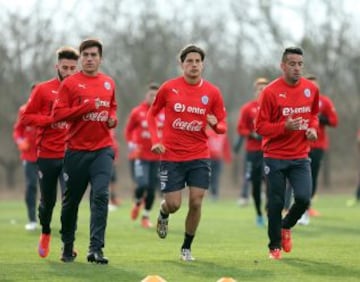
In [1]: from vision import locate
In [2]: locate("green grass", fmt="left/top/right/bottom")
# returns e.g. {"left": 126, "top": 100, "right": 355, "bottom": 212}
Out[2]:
{"left": 0, "top": 194, "right": 360, "bottom": 282}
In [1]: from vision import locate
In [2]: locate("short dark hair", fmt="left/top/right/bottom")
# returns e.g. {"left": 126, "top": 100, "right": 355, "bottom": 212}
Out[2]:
{"left": 148, "top": 82, "right": 160, "bottom": 90}
{"left": 305, "top": 74, "right": 317, "bottom": 81}
{"left": 282, "top": 47, "right": 303, "bottom": 62}
{"left": 179, "top": 44, "right": 205, "bottom": 63}
{"left": 79, "top": 38, "right": 103, "bottom": 57}
{"left": 56, "top": 46, "right": 79, "bottom": 61}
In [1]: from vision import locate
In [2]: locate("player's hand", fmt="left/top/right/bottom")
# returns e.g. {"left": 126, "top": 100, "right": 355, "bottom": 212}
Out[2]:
{"left": 305, "top": 127, "right": 317, "bottom": 141}
{"left": 285, "top": 116, "right": 303, "bottom": 130}
{"left": 207, "top": 114, "right": 218, "bottom": 126}
{"left": 151, "top": 143, "right": 166, "bottom": 154}
{"left": 17, "top": 139, "right": 29, "bottom": 151}
{"left": 95, "top": 98, "right": 101, "bottom": 109}
{"left": 107, "top": 117, "right": 116, "bottom": 128}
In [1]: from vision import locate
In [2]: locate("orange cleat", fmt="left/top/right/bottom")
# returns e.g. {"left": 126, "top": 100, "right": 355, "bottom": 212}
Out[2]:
{"left": 281, "top": 228, "right": 292, "bottom": 253}
{"left": 308, "top": 208, "right": 320, "bottom": 217}
{"left": 141, "top": 216, "right": 153, "bottom": 228}
{"left": 38, "top": 233, "right": 51, "bottom": 258}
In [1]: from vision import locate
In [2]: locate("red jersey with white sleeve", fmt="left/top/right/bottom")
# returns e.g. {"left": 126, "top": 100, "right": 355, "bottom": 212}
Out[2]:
{"left": 206, "top": 128, "right": 232, "bottom": 162}
{"left": 310, "top": 94, "right": 338, "bottom": 150}
{"left": 124, "top": 101, "right": 164, "bottom": 161}
{"left": 237, "top": 100, "right": 262, "bottom": 152}
{"left": 13, "top": 105, "right": 37, "bottom": 162}
{"left": 147, "top": 76, "right": 227, "bottom": 161}
{"left": 53, "top": 71, "right": 117, "bottom": 151}
{"left": 21, "top": 78, "right": 68, "bottom": 158}
{"left": 256, "top": 77, "right": 319, "bottom": 159}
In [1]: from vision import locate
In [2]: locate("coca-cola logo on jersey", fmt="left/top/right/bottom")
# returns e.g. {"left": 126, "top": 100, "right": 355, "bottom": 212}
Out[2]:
{"left": 172, "top": 118, "right": 203, "bottom": 132}
{"left": 82, "top": 111, "right": 109, "bottom": 122}
{"left": 51, "top": 121, "right": 68, "bottom": 129}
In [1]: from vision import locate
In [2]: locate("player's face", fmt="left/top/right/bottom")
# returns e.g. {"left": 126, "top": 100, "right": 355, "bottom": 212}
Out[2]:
{"left": 254, "top": 83, "right": 267, "bottom": 98}
{"left": 56, "top": 59, "right": 78, "bottom": 81}
{"left": 80, "top": 46, "right": 102, "bottom": 76}
{"left": 145, "top": 89, "right": 158, "bottom": 104}
{"left": 281, "top": 54, "right": 303, "bottom": 85}
{"left": 181, "top": 52, "right": 204, "bottom": 81}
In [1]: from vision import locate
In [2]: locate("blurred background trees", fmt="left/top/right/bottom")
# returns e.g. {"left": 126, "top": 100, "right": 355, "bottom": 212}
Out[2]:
{"left": 0, "top": 0, "right": 358, "bottom": 191}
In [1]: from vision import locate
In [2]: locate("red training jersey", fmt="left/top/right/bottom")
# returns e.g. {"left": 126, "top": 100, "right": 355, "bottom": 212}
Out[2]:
{"left": 13, "top": 105, "right": 38, "bottom": 162}
{"left": 206, "top": 128, "right": 232, "bottom": 162}
{"left": 310, "top": 94, "right": 338, "bottom": 150}
{"left": 255, "top": 77, "right": 319, "bottom": 159}
{"left": 147, "top": 76, "right": 227, "bottom": 161}
{"left": 53, "top": 71, "right": 118, "bottom": 151}
{"left": 124, "top": 101, "right": 164, "bottom": 161}
{"left": 236, "top": 99, "right": 262, "bottom": 151}
{"left": 22, "top": 78, "right": 68, "bottom": 158}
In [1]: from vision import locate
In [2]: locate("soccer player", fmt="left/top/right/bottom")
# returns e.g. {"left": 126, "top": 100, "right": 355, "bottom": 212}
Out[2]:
{"left": 236, "top": 77, "right": 269, "bottom": 226}
{"left": 125, "top": 82, "right": 163, "bottom": 228}
{"left": 108, "top": 129, "right": 122, "bottom": 210}
{"left": 53, "top": 39, "right": 117, "bottom": 264}
{"left": 347, "top": 129, "right": 360, "bottom": 206}
{"left": 13, "top": 102, "right": 38, "bottom": 231}
{"left": 21, "top": 47, "right": 79, "bottom": 258}
{"left": 146, "top": 44, "right": 227, "bottom": 261}
{"left": 255, "top": 47, "right": 319, "bottom": 260}
{"left": 206, "top": 125, "right": 232, "bottom": 201}
{"left": 307, "top": 74, "right": 338, "bottom": 215}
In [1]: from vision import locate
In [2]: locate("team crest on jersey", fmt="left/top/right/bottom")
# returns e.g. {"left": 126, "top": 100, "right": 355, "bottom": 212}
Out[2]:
{"left": 201, "top": 95, "right": 209, "bottom": 105}
{"left": 104, "top": 81, "right": 111, "bottom": 90}
{"left": 304, "top": 88, "right": 311, "bottom": 98}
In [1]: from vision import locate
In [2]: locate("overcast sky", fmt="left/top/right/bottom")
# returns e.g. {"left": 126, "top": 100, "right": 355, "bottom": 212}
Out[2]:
{"left": 1, "top": 0, "right": 359, "bottom": 48}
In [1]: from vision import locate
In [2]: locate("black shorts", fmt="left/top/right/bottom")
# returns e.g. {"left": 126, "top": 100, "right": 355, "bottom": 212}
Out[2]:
{"left": 159, "top": 159, "right": 210, "bottom": 193}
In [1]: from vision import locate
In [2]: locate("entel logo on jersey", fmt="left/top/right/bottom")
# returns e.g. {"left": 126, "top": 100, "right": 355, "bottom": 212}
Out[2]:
{"left": 173, "top": 103, "right": 206, "bottom": 115}
{"left": 282, "top": 106, "right": 311, "bottom": 116}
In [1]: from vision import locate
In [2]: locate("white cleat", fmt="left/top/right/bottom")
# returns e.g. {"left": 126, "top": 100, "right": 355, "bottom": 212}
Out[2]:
{"left": 25, "top": 221, "right": 37, "bottom": 231}
{"left": 297, "top": 211, "right": 310, "bottom": 226}
{"left": 180, "top": 248, "right": 195, "bottom": 261}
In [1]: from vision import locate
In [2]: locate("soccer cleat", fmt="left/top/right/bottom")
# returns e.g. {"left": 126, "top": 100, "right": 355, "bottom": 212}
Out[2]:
{"left": 25, "top": 221, "right": 37, "bottom": 231}
{"left": 297, "top": 211, "right": 310, "bottom": 226}
{"left": 110, "top": 197, "right": 122, "bottom": 207}
{"left": 308, "top": 208, "right": 320, "bottom": 217}
{"left": 180, "top": 248, "right": 195, "bottom": 261}
{"left": 60, "top": 249, "right": 78, "bottom": 263}
{"left": 156, "top": 215, "right": 168, "bottom": 239}
{"left": 131, "top": 203, "right": 142, "bottom": 220}
{"left": 237, "top": 197, "right": 249, "bottom": 207}
{"left": 269, "top": 248, "right": 282, "bottom": 260}
{"left": 281, "top": 228, "right": 292, "bottom": 253}
{"left": 87, "top": 251, "right": 109, "bottom": 264}
{"left": 141, "top": 216, "right": 153, "bottom": 228}
{"left": 256, "top": 215, "right": 265, "bottom": 227}
{"left": 38, "top": 233, "right": 51, "bottom": 258}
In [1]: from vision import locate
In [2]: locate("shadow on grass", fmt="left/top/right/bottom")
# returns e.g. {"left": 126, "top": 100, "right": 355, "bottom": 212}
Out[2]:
{"left": 166, "top": 259, "right": 273, "bottom": 281}
{"left": 47, "top": 260, "right": 144, "bottom": 281}
{"left": 282, "top": 258, "right": 360, "bottom": 280}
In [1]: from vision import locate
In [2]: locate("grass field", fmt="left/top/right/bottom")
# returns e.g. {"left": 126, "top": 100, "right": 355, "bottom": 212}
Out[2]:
{"left": 0, "top": 194, "right": 359, "bottom": 282}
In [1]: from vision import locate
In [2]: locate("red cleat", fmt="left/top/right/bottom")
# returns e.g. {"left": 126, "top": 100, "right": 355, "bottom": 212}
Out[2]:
{"left": 269, "top": 248, "right": 282, "bottom": 260}
{"left": 281, "top": 228, "right": 292, "bottom": 253}
{"left": 38, "top": 233, "right": 51, "bottom": 258}
{"left": 131, "top": 203, "right": 142, "bottom": 220}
